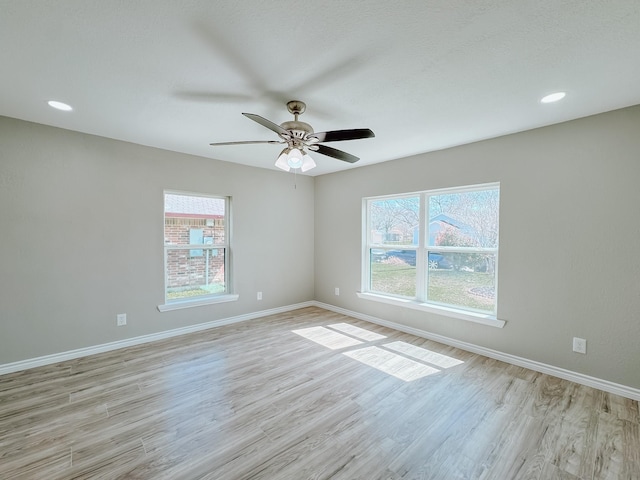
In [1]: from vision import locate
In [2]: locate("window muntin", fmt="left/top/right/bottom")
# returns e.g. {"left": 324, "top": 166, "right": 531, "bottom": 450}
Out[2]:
{"left": 364, "top": 184, "right": 499, "bottom": 316}
{"left": 164, "top": 192, "right": 229, "bottom": 304}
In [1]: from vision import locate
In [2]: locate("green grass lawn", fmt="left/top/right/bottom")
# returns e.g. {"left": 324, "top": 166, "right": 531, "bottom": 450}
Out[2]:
{"left": 371, "top": 263, "right": 495, "bottom": 313}
{"left": 167, "top": 283, "right": 226, "bottom": 300}
{"left": 371, "top": 262, "right": 417, "bottom": 297}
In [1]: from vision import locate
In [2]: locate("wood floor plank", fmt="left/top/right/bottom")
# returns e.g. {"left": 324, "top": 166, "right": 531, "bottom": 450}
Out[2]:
{"left": 0, "top": 444, "right": 71, "bottom": 479}
{"left": 0, "top": 364, "right": 72, "bottom": 393}
{"left": 591, "top": 413, "right": 640, "bottom": 480}
{"left": 548, "top": 384, "right": 601, "bottom": 479}
{"left": 0, "top": 306, "right": 638, "bottom": 479}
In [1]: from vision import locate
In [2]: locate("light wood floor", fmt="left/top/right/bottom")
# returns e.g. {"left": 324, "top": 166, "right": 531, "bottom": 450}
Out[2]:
{"left": 1, "top": 307, "right": 639, "bottom": 479}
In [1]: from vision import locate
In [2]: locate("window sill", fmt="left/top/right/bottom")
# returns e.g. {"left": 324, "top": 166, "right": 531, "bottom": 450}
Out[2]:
{"left": 356, "top": 292, "right": 505, "bottom": 328}
{"left": 157, "top": 294, "right": 239, "bottom": 312}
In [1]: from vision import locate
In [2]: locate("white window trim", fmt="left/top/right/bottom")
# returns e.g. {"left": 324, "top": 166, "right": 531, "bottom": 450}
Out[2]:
{"left": 356, "top": 292, "right": 505, "bottom": 328}
{"left": 362, "top": 182, "right": 500, "bottom": 326}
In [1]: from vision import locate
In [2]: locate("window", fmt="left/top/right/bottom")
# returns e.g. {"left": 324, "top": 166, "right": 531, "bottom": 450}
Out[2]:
{"left": 159, "top": 192, "right": 236, "bottom": 311}
{"left": 361, "top": 183, "right": 500, "bottom": 325}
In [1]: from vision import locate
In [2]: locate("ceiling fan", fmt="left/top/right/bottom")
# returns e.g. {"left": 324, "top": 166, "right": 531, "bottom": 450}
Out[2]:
{"left": 209, "top": 100, "right": 374, "bottom": 172}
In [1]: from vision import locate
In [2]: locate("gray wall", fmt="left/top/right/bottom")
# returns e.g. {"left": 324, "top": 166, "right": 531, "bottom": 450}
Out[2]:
{"left": 0, "top": 116, "right": 315, "bottom": 364}
{"left": 315, "top": 105, "right": 640, "bottom": 390}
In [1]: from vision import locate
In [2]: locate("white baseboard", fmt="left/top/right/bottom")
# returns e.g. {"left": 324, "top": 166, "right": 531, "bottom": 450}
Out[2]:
{"left": 0, "top": 301, "right": 315, "bottom": 376}
{"left": 2, "top": 300, "right": 639, "bottom": 401}
{"left": 314, "top": 301, "right": 640, "bottom": 401}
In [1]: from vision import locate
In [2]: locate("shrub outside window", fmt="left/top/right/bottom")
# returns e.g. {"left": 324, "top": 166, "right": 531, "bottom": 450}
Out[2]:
{"left": 363, "top": 183, "right": 499, "bottom": 317}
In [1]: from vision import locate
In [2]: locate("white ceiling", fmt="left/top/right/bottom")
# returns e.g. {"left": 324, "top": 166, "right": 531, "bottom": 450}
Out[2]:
{"left": 2, "top": 1, "right": 639, "bottom": 176}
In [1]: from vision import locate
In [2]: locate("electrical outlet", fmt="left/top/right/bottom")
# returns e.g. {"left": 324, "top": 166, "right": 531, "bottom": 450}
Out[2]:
{"left": 257, "top": 291, "right": 262, "bottom": 300}
{"left": 572, "top": 337, "right": 586, "bottom": 354}
{"left": 335, "top": 287, "right": 340, "bottom": 296}
{"left": 117, "top": 313, "right": 127, "bottom": 326}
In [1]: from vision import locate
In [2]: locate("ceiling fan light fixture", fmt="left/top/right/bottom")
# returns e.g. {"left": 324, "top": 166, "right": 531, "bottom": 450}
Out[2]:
{"left": 275, "top": 149, "right": 291, "bottom": 172}
{"left": 300, "top": 153, "right": 316, "bottom": 172}
{"left": 286, "top": 148, "right": 303, "bottom": 169}
{"left": 274, "top": 147, "right": 316, "bottom": 173}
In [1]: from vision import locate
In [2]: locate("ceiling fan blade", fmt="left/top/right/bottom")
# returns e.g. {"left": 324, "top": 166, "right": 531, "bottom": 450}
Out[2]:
{"left": 210, "top": 140, "right": 283, "bottom": 146}
{"left": 310, "top": 128, "right": 375, "bottom": 143}
{"left": 316, "top": 144, "right": 360, "bottom": 163}
{"left": 242, "top": 113, "right": 290, "bottom": 137}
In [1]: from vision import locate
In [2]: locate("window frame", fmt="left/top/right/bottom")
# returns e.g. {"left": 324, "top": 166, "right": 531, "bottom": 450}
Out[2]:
{"left": 158, "top": 191, "right": 238, "bottom": 312}
{"left": 360, "top": 183, "right": 504, "bottom": 328}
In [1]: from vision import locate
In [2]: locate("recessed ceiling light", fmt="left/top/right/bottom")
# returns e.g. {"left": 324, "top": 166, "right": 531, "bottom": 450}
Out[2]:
{"left": 47, "top": 100, "right": 73, "bottom": 111}
{"left": 540, "top": 92, "right": 566, "bottom": 104}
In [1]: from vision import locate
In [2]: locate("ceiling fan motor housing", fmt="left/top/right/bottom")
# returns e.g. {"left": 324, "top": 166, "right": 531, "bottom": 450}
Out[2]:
{"left": 280, "top": 120, "right": 314, "bottom": 138}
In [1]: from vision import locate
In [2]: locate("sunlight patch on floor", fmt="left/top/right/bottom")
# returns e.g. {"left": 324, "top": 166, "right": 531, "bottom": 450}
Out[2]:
{"left": 343, "top": 346, "right": 440, "bottom": 382}
{"left": 382, "top": 341, "right": 464, "bottom": 369}
{"left": 292, "top": 323, "right": 465, "bottom": 382}
{"left": 292, "top": 326, "right": 363, "bottom": 350}
{"left": 327, "top": 323, "right": 387, "bottom": 341}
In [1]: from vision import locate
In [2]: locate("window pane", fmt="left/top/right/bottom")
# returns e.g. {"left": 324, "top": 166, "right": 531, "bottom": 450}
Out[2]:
{"left": 189, "top": 228, "right": 204, "bottom": 256}
{"left": 164, "top": 194, "right": 226, "bottom": 246}
{"left": 369, "top": 196, "right": 420, "bottom": 247}
{"left": 370, "top": 249, "right": 416, "bottom": 297}
{"left": 166, "top": 247, "right": 226, "bottom": 301}
{"left": 427, "top": 253, "right": 496, "bottom": 313}
{"left": 428, "top": 189, "right": 499, "bottom": 248}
